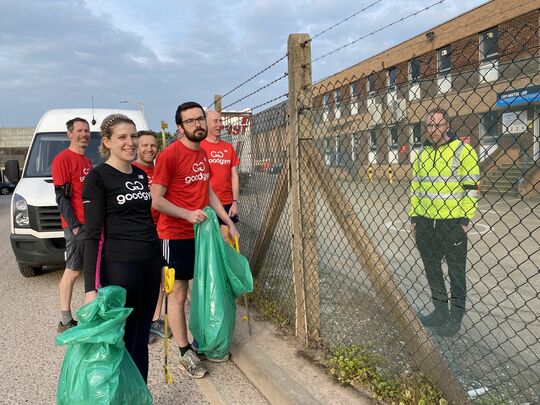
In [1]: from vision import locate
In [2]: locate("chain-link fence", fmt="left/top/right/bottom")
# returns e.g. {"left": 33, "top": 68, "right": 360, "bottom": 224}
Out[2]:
{"left": 221, "top": 10, "right": 539, "bottom": 404}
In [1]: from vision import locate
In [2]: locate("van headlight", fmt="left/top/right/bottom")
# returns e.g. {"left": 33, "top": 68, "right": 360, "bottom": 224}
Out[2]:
{"left": 13, "top": 193, "right": 29, "bottom": 228}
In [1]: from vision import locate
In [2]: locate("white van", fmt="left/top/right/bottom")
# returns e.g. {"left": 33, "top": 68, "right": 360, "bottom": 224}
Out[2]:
{"left": 5, "top": 109, "right": 148, "bottom": 277}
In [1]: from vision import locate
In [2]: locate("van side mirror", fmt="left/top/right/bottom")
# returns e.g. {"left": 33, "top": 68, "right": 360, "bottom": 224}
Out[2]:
{"left": 5, "top": 160, "right": 20, "bottom": 183}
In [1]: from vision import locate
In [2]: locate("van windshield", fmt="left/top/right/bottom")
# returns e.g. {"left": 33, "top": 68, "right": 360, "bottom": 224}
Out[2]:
{"left": 24, "top": 132, "right": 104, "bottom": 178}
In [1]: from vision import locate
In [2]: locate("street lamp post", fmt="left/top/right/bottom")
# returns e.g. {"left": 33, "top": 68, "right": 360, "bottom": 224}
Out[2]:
{"left": 120, "top": 99, "right": 144, "bottom": 116}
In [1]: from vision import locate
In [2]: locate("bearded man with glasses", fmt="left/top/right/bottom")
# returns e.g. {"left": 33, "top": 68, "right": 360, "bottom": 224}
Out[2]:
{"left": 151, "top": 102, "right": 239, "bottom": 378}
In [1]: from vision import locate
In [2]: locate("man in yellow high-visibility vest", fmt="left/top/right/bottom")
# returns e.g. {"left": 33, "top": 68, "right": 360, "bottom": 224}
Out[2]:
{"left": 410, "top": 108, "right": 479, "bottom": 337}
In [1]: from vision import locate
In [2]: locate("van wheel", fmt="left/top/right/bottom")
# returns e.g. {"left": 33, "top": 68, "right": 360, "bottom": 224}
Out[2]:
{"left": 0, "top": 187, "right": 9, "bottom": 195}
{"left": 19, "top": 264, "right": 42, "bottom": 277}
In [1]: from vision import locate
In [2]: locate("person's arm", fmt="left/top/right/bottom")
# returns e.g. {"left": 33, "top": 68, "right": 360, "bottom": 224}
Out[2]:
{"left": 229, "top": 165, "right": 240, "bottom": 217}
{"left": 82, "top": 171, "right": 106, "bottom": 298}
{"left": 151, "top": 184, "right": 207, "bottom": 224}
{"left": 209, "top": 185, "right": 239, "bottom": 239}
{"left": 459, "top": 144, "right": 480, "bottom": 229}
{"left": 52, "top": 156, "right": 81, "bottom": 233}
{"left": 54, "top": 189, "right": 81, "bottom": 233}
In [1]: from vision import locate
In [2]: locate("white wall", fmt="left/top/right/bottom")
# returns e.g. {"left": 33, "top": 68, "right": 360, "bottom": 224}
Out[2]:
{"left": 0, "top": 128, "right": 34, "bottom": 148}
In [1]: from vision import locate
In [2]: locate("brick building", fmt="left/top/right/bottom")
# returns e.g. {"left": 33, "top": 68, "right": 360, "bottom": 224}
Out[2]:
{"left": 310, "top": 0, "right": 539, "bottom": 194}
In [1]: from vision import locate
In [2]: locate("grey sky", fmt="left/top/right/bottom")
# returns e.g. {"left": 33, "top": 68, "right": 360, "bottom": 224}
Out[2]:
{"left": 0, "top": 0, "right": 487, "bottom": 129}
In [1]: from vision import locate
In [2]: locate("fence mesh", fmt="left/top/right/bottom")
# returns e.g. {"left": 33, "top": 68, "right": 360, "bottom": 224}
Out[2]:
{"left": 223, "top": 15, "right": 540, "bottom": 404}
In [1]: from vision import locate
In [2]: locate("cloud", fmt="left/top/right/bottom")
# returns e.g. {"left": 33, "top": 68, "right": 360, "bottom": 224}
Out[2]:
{"left": 0, "top": 0, "right": 487, "bottom": 128}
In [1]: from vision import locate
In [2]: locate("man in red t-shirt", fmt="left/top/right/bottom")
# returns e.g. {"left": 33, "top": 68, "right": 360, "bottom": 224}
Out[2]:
{"left": 152, "top": 101, "right": 239, "bottom": 379}
{"left": 52, "top": 117, "right": 93, "bottom": 333}
{"left": 200, "top": 111, "right": 240, "bottom": 241}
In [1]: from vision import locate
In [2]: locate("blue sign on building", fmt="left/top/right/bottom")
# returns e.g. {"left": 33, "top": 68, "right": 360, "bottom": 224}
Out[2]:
{"left": 497, "top": 85, "right": 540, "bottom": 107}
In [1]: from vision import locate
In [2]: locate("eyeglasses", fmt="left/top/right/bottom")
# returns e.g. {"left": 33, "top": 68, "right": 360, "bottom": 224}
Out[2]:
{"left": 426, "top": 123, "right": 447, "bottom": 129}
{"left": 182, "top": 116, "right": 207, "bottom": 127}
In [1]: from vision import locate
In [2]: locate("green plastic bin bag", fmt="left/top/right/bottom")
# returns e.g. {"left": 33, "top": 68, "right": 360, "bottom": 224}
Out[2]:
{"left": 55, "top": 285, "right": 152, "bottom": 405}
{"left": 190, "top": 207, "right": 253, "bottom": 360}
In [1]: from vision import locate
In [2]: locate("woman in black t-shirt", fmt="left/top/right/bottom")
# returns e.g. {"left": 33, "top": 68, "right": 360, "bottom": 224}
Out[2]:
{"left": 82, "top": 114, "right": 161, "bottom": 382}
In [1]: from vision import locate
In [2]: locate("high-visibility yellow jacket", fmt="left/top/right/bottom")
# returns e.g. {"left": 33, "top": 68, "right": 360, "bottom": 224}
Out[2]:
{"left": 409, "top": 135, "right": 480, "bottom": 224}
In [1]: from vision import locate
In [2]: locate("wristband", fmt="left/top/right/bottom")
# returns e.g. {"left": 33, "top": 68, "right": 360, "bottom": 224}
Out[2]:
{"left": 233, "top": 200, "right": 238, "bottom": 203}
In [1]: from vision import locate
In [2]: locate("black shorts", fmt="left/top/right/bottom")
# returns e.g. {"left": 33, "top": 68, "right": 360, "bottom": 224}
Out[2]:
{"left": 161, "top": 239, "right": 195, "bottom": 280}
{"left": 218, "top": 204, "right": 239, "bottom": 226}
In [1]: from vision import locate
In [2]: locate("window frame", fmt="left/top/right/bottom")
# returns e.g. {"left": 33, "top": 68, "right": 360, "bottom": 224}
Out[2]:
{"left": 438, "top": 45, "right": 452, "bottom": 74}
{"left": 479, "top": 27, "right": 499, "bottom": 61}
{"left": 409, "top": 58, "right": 421, "bottom": 83}
{"left": 367, "top": 74, "right": 376, "bottom": 96}
{"left": 387, "top": 67, "right": 397, "bottom": 90}
{"left": 369, "top": 128, "right": 378, "bottom": 152}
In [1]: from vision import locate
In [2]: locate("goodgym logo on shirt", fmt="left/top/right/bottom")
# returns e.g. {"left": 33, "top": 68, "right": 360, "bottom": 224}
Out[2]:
{"left": 208, "top": 150, "right": 231, "bottom": 165}
{"left": 79, "top": 166, "right": 91, "bottom": 183}
{"left": 185, "top": 161, "right": 210, "bottom": 184}
{"left": 117, "top": 180, "right": 151, "bottom": 205}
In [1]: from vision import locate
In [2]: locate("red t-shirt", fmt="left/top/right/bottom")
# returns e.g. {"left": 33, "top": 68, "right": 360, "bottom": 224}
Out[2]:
{"left": 153, "top": 141, "right": 211, "bottom": 240}
{"left": 51, "top": 148, "right": 93, "bottom": 228}
{"left": 131, "top": 161, "right": 160, "bottom": 225}
{"left": 200, "top": 139, "right": 239, "bottom": 205}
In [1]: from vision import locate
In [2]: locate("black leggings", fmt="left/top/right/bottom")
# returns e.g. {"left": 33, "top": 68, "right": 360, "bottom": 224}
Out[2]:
{"left": 101, "top": 256, "right": 161, "bottom": 382}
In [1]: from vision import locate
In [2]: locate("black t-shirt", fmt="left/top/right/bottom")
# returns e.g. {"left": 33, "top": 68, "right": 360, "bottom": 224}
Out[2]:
{"left": 82, "top": 163, "right": 160, "bottom": 292}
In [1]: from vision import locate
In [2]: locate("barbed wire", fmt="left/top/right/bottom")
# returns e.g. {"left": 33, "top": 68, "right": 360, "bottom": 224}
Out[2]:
{"left": 311, "top": 0, "right": 446, "bottom": 65}
{"left": 250, "top": 93, "right": 288, "bottom": 111}
{"left": 222, "top": 72, "right": 289, "bottom": 111}
{"left": 208, "top": 54, "right": 288, "bottom": 110}
{"left": 208, "top": 1, "right": 382, "bottom": 112}
{"left": 311, "top": 0, "right": 539, "bottom": 85}
{"left": 306, "top": 0, "right": 383, "bottom": 45}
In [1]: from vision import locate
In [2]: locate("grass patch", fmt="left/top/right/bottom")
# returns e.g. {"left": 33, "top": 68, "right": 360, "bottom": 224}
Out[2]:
{"left": 327, "top": 345, "right": 446, "bottom": 405}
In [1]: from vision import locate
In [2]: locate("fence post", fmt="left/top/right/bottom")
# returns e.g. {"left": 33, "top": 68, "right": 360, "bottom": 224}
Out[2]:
{"left": 288, "top": 33, "right": 321, "bottom": 343}
{"left": 214, "top": 94, "right": 222, "bottom": 113}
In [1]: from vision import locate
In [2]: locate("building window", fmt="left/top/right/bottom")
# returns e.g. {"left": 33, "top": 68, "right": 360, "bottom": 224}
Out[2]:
{"left": 350, "top": 82, "right": 358, "bottom": 100}
{"left": 334, "top": 89, "right": 342, "bottom": 119}
{"left": 323, "top": 93, "right": 329, "bottom": 109}
{"left": 480, "top": 27, "right": 498, "bottom": 61}
{"left": 387, "top": 67, "right": 397, "bottom": 90}
{"left": 412, "top": 123, "right": 422, "bottom": 146}
{"left": 367, "top": 74, "right": 376, "bottom": 96}
{"left": 390, "top": 126, "right": 399, "bottom": 149}
{"left": 480, "top": 111, "right": 500, "bottom": 145}
{"left": 438, "top": 45, "right": 451, "bottom": 74}
{"left": 409, "top": 58, "right": 421, "bottom": 82}
{"left": 322, "top": 93, "right": 330, "bottom": 121}
{"left": 370, "top": 128, "right": 377, "bottom": 151}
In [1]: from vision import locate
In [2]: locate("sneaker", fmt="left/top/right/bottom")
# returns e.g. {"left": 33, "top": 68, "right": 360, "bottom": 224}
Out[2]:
{"left": 203, "top": 353, "right": 230, "bottom": 363}
{"left": 179, "top": 349, "right": 208, "bottom": 379}
{"left": 150, "top": 319, "right": 172, "bottom": 339}
{"left": 57, "top": 319, "right": 78, "bottom": 333}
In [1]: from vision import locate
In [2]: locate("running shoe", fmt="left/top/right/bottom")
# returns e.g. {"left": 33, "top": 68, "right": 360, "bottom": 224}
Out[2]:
{"left": 179, "top": 349, "right": 208, "bottom": 379}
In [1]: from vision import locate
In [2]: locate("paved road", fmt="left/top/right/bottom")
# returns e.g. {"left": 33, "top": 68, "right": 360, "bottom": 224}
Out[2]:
{"left": 0, "top": 194, "right": 267, "bottom": 404}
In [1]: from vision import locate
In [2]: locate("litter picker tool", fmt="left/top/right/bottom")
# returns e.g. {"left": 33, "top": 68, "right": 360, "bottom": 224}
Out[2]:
{"left": 233, "top": 235, "right": 252, "bottom": 335}
{"left": 163, "top": 266, "right": 175, "bottom": 384}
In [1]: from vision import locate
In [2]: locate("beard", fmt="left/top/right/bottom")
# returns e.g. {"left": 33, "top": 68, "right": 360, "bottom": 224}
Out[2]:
{"left": 184, "top": 126, "right": 208, "bottom": 142}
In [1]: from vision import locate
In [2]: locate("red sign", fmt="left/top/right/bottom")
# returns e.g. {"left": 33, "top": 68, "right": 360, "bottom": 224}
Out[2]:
{"left": 225, "top": 116, "right": 250, "bottom": 136}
